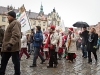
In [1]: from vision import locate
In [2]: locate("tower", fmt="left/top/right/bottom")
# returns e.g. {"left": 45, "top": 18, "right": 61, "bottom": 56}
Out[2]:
{"left": 39, "top": 2, "right": 44, "bottom": 16}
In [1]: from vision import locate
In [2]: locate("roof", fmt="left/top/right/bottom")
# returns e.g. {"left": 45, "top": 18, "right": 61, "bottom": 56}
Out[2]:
{"left": 0, "top": 6, "right": 48, "bottom": 19}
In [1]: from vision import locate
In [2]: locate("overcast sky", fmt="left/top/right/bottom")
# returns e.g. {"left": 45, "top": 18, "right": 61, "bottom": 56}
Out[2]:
{"left": 0, "top": 0, "right": 100, "bottom": 27}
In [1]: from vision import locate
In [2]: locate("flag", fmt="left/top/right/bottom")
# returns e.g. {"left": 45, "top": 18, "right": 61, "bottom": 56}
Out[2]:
{"left": 16, "top": 5, "right": 31, "bottom": 32}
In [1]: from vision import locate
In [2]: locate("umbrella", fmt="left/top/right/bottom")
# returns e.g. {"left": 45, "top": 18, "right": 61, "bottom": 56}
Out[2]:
{"left": 73, "top": 21, "right": 89, "bottom": 27}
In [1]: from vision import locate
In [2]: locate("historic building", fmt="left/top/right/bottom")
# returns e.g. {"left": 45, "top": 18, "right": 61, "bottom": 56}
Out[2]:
{"left": 0, "top": 4, "right": 61, "bottom": 32}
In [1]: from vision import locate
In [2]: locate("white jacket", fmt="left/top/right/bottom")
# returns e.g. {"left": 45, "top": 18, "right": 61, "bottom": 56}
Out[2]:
{"left": 50, "top": 32, "right": 59, "bottom": 52}
{"left": 66, "top": 33, "right": 76, "bottom": 53}
{"left": 21, "top": 35, "right": 27, "bottom": 48}
{"left": 58, "top": 33, "right": 63, "bottom": 48}
{"left": 50, "top": 32, "right": 59, "bottom": 45}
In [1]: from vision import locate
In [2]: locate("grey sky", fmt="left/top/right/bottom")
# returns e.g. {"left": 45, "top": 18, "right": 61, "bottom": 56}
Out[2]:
{"left": 0, "top": 0, "right": 100, "bottom": 27}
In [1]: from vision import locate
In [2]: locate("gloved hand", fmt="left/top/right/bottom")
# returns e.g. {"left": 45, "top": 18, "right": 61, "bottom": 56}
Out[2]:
{"left": 93, "top": 46, "right": 96, "bottom": 48}
{"left": 6, "top": 44, "right": 13, "bottom": 51}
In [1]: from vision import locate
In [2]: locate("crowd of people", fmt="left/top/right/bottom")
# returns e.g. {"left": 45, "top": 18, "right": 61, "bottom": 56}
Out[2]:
{"left": 0, "top": 11, "right": 100, "bottom": 75}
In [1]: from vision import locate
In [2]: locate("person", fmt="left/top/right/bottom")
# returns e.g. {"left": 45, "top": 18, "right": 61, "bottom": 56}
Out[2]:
{"left": 0, "top": 26, "right": 4, "bottom": 55}
{"left": 43, "top": 33, "right": 49, "bottom": 60}
{"left": 97, "top": 37, "right": 100, "bottom": 50}
{"left": 80, "top": 27, "right": 89, "bottom": 58}
{"left": 58, "top": 32, "right": 64, "bottom": 60}
{"left": 26, "top": 34, "right": 30, "bottom": 53}
{"left": 0, "top": 11, "right": 21, "bottom": 75}
{"left": 19, "top": 32, "right": 30, "bottom": 60}
{"left": 30, "top": 26, "right": 45, "bottom": 67}
{"left": 66, "top": 28, "right": 76, "bottom": 63}
{"left": 87, "top": 28, "right": 98, "bottom": 63}
{"left": 29, "top": 29, "right": 35, "bottom": 55}
{"left": 47, "top": 25, "right": 59, "bottom": 68}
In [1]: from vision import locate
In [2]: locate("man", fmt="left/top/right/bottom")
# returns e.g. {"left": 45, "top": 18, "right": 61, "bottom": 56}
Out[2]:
{"left": 80, "top": 27, "right": 89, "bottom": 58}
{"left": 0, "top": 26, "right": 4, "bottom": 54}
{"left": 0, "top": 11, "right": 21, "bottom": 75}
{"left": 47, "top": 25, "right": 59, "bottom": 68}
{"left": 30, "top": 26, "right": 45, "bottom": 67}
{"left": 29, "top": 29, "right": 35, "bottom": 54}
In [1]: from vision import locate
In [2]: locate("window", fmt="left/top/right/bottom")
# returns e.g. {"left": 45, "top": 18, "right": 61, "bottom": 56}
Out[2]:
{"left": 43, "top": 28, "right": 45, "bottom": 31}
{"left": 58, "top": 21, "right": 60, "bottom": 26}
{"left": 43, "top": 22, "right": 46, "bottom": 26}
{"left": 2, "top": 17, "right": 6, "bottom": 22}
{"left": 33, "top": 21, "right": 36, "bottom": 25}
{"left": 38, "top": 21, "right": 41, "bottom": 26}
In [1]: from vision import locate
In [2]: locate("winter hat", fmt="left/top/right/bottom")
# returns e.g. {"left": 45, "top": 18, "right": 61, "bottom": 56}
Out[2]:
{"left": 50, "top": 24, "right": 56, "bottom": 29}
{"left": 8, "top": 11, "right": 16, "bottom": 18}
{"left": 68, "top": 28, "right": 73, "bottom": 32}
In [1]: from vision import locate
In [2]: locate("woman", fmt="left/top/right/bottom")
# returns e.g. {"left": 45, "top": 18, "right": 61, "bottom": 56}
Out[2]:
{"left": 87, "top": 28, "right": 98, "bottom": 63}
{"left": 66, "top": 28, "right": 76, "bottom": 63}
{"left": 19, "top": 32, "right": 30, "bottom": 60}
{"left": 43, "top": 33, "right": 49, "bottom": 60}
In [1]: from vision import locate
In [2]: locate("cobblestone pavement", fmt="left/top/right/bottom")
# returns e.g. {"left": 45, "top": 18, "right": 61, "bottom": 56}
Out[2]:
{"left": 1, "top": 49, "right": 100, "bottom": 75}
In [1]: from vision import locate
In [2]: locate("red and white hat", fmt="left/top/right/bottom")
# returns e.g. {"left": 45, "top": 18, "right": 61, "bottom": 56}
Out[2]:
{"left": 68, "top": 28, "right": 73, "bottom": 32}
{"left": 50, "top": 24, "right": 56, "bottom": 29}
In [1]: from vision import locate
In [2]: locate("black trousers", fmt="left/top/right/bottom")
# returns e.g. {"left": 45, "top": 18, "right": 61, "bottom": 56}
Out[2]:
{"left": 88, "top": 51, "right": 97, "bottom": 62}
{"left": 68, "top": 53, "right": 74, "bottom": 61}
{"left": 0, "top": 51, "right": 20, "bottom": 75}
{"left": 49, "top": 49, "right": 57, "bottom": 66}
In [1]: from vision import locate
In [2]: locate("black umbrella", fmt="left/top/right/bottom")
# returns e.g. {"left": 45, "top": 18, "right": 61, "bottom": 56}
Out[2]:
{"left": 73, "top": 21, "right": 89, "bottom": 27}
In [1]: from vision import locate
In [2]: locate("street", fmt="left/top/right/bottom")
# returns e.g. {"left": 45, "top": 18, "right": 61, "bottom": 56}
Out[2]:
{"left": 1, "top": 49, "right": 100, "bottom": 75}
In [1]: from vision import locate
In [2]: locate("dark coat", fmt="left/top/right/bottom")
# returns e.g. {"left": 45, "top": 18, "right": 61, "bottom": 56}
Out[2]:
{"left": 1, "top": 20, "right": 21, "bottom": 52}
{"left": 0, "top": 28, "right": 4, "bottom": 43}
{"left": 87, "top": 32, "right": 98, "bottom": 52}
{"left": 80, "top": 30, "right": 89, "bottom": 46}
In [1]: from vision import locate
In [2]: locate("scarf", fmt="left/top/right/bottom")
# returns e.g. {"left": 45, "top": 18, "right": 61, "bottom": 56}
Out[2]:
{"left": 88, "top": 33, "right": 93, "bottom": 42}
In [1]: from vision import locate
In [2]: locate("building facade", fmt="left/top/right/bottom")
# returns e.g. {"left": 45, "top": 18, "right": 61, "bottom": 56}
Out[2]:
{"left": 0, "top": 4, "right": 61, "bottom": 32}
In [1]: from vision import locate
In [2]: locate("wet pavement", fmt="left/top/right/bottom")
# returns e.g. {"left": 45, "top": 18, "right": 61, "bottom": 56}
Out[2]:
{"left": 0, "top": 49, "right": 100, "bottom": 75}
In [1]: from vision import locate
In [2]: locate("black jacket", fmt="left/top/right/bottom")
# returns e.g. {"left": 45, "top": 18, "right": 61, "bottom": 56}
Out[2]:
{"left": 0, "top": 28, "right": 4, "bottom": 43}
{"left": 80, "top": 30, "right": 89, "bottom": 46}
{"left": 87, "top": 32, "right": 98, "bottom": 52}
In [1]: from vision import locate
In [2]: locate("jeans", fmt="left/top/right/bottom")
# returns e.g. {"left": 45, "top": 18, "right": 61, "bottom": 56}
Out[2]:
{"left": 0, "top": 51, "right": 20, "bottom": 75}
{"left": 33, "top": 47, "right": 44, "bottom": 65}
{"left": 81, "top": 45, "right": 87, "bottom": 57}
{"left": 30, "top": 43, "right": 34, "bottom": 53}
{"left": 27, "top": 43, "right": 30, "bottom": 52}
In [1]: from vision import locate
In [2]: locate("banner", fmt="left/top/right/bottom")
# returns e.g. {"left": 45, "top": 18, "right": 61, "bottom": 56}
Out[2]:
{"left": 16, "top": 5, "right": 31, "bottom": 32}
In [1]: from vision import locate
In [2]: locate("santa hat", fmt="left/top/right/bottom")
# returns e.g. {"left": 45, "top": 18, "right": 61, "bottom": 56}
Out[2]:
{"left": 68, "top": 28, "right": 73, "bottom": 32}
{"left": 50, "top": 24, "right": 56, "bottom": 29}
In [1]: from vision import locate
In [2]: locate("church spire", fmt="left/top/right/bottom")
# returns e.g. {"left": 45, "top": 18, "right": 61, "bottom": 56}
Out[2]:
{"left": 40, "top": 2, "right": 43, "bottom": 12}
